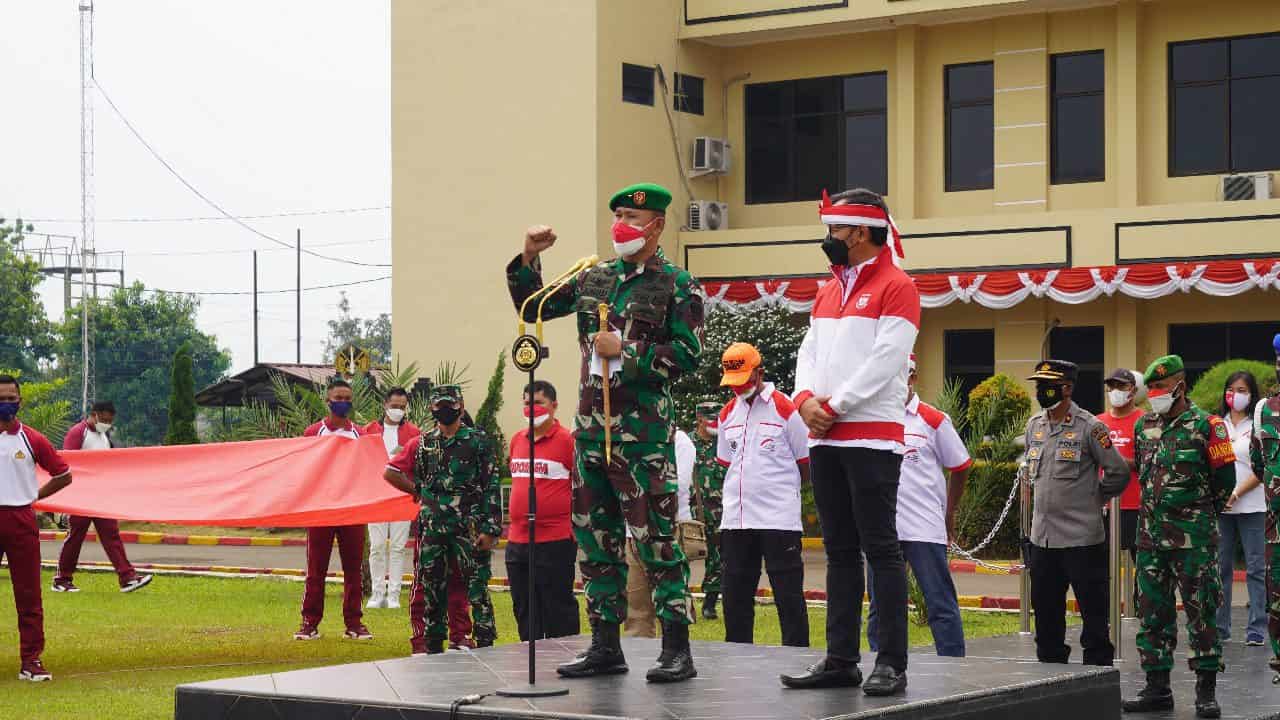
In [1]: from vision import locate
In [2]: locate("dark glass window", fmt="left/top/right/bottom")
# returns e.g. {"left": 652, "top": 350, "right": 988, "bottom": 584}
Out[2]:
{"left": 745, "top": 72, "right": 887, "bottom": 203}
{"left": 945, "top": 329, "right": 995, "bottom": 409}
{"left": 1049, "top": 326, "right": 1105, "bottom": 415}
{"left": 1169, "top": 33, "right": 1280, "bottom": 176}
{"left": 674, "top": 73, "right": 704, "bottom": 115}
{"left": 1051, "top": 51, "right": 1105, "bottom": 184}
{"left": 946, "top": 62, "right": 994, "bottom": 191}
{"left": 622, "top": 63, "right": 655, "bottom": 106}
{"left": 1169, "top": 321, "right": 1279, "bottom": 388}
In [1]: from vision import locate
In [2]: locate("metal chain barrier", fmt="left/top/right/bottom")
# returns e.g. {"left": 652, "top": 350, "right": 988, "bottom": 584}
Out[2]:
{"left": 947, "top": 468, "right": 1025, "bottom": 574}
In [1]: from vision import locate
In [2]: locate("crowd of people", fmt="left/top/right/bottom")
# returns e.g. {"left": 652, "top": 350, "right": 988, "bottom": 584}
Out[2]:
{"left": 1, "top": 181, "right": 1278, "bottom": 719}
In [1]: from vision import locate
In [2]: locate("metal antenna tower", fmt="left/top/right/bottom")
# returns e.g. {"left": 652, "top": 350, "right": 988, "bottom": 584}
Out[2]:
{"left": 79, "top": 0, "right": 96, "bottom": 412}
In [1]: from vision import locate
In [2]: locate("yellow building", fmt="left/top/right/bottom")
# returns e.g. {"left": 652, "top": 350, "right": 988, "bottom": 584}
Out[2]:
{"left": 392, "top": 0, "right": 1280, "bottom": 425}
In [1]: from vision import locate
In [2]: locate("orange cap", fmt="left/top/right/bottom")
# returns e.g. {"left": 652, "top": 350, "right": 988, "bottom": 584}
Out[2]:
{"left": 720, "top": 342, "right": 762, "bottom": 387}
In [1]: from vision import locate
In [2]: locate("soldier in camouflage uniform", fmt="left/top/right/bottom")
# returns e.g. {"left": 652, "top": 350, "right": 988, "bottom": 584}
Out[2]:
{"left": 692, "top": 401, "right": 726, "bottom": 620}
{"left": 1252, "top": 334, "right": 1280, "bottom": 677}
{"left": 383, "top": 385, "right": 502, "bottom": 655}
{"left": 1124, "top": 356, "right": 1237, "bottom": 720}
{"left": 507, "top": 182, "right": 703, "bottom": 683}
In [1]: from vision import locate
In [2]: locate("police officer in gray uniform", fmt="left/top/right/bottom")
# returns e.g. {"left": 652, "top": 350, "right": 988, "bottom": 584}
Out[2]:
{"left": 1024, "top": 359, "right": 1131, "bottom": 666}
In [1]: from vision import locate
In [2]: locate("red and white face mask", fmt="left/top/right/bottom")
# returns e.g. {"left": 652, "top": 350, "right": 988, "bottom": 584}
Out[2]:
{"left": 524, "top": 404, "right": 552, "bottom": 428}
{"left": 1225, "top": 390, "right": 1251, "bottom": 413}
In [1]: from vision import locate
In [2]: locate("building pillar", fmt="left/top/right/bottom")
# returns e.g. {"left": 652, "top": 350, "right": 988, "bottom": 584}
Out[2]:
{"left": 892, "top": 25, "right": 918, "bottom": 220}
{"left": 993, "top": 14, "right": 1048, "bottom": 215}
{"left": 1115, "top": 0, "right": 1140, "bottom": 208}
{"left": 1114, "top": 294, "right": 1139, "bottom": 372}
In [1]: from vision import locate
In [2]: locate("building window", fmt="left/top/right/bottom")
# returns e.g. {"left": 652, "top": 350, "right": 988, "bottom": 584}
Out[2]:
{"left": 1049, "top": 326, "right": 1105, "bottom": 415}
{"left": 622, "top": 63, "right": 655, "bottom": 106}
{"left": 945, "top": 62, "right": 994, "bottom": 192}
{"left": 674, "top": 73, "right": 704, "bottom": 115}
{"left": 944, "top": 329, "right": 995, "bottom": 409}
{"left": 1168, "top": 321, "right": 1278, "bottom": 388}
{"left": 744, "top": 72, "right": 887, "bottom": 204}
{"left": 1169, "top": 33, "right": 1280, "bottom": 176}
{"left": 1051, "top": 51, "right": 1105, "bottom": 184}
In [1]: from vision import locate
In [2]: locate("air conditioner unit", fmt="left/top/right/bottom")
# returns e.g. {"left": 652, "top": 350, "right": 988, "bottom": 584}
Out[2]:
{"left": 1222, "top": 173, "right": 1272, "bottom": 201}
{"left": 692, "top": 136, "right": 731, "bottom": 174}
{"left": 688, "top": 201, "right": 728, "bottom": 231}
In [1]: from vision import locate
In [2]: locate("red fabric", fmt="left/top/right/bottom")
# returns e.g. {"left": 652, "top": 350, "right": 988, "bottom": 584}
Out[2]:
{"left": 0, "top": 505, "right": 44, "bottom": 662}
{"left": 302, "top": 524, "right": 366, "bottom": 628}
{"left": 1098, "top": 410, "right": 1143, "bottom": 510}
{"left": 916, "top": 401, "right": 946, "bottom": 431}
{"left": 772, "top": 391, "right": 798, "bottom": 420}
{"left": 362, "top": 420, "right": 421, "bottom": 449}
{"left": 1206, "top": 415, "right": 1237, "bottom": 469}
{"left": 811, "top": 248, "right": 921, "bottom": 327}
{"left": 56, "top": 516, "right": 136, "bottom": 584}
{"left": 33, "top": 435, "right": 419, "bottom": 526}
{"left": 821, "top": 420, "right": 905, "bottom": 443}
{"left": 507, "top": 421, "right": 575, "bottom": 543}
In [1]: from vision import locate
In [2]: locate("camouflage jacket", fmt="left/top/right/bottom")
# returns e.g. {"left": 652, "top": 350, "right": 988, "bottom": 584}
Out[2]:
{"left": 691, "top": 432, "right": 725, "bottom": 512}
{"left": 506, "top": 248, "right": 704, "bottom": 444}
{"left": 413, "top": 426, "right": 502, "bottom": 537}
{"left": 1134, "top": 403, "right": 1236, "bottom": 551}
{"left": 1251, "top": 393, "right": 1280, "bottom": 543}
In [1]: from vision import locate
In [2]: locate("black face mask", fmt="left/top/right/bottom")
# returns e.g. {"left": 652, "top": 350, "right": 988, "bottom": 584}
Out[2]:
{"left": 431, "top": 406, "right": 461, "bottom": 426}
{"left": 821, "top": 233, "right": 849, "bottom": 266}
{"left": 1035, "top": 384, "right": 1064, "bottom": 410}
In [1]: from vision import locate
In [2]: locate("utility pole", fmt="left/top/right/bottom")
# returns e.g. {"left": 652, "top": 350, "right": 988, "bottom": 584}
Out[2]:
{"left": 252, "top": 250, "right": 259, "bottom": 366}
{"left": 296, "top": 228, "right": 301, "bottom": 363}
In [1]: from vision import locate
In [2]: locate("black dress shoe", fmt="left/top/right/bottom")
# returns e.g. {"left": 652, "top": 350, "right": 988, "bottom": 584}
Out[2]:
{"left": 862, "top": 664, "right": 907, "bottom": 696}
{"left": 780, "top": 659, "right": 863, "bottom": 689}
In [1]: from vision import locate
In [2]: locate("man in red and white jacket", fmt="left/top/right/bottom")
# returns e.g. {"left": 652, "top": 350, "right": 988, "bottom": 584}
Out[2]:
{"left": 54, "top": 400, "right": 153, "bottom": 594}
{"left": 715, "top": 343, "right": 810, "bottom": 648}
{"left": 0, "top": 373, "right": 73, "bottom": 682}
{"left": 781, "top": 188, "right": 920, "bottom": 696}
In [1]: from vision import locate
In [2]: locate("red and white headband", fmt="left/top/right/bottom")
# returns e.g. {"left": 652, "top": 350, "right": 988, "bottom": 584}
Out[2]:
{"left": 818, "top": 189, "right": 905, "bottom": 264}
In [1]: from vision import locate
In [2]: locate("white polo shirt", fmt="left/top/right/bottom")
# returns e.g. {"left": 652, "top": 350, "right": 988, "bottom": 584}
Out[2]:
{"left": 898, "top": 394, "right": 972, "bottom": 545}
{"left": 716, "top": 382, "right": 810, "bottom": 532}
{"left": 0, "top": 422, "right": 71, "bottom": 506}
{"left": 674, "top": 430, "right": 695, "bottom": 523}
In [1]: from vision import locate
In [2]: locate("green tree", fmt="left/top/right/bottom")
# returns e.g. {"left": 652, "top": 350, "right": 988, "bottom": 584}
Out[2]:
{"left": 164, "top": 342, "right": 198, "bottom": 445}
{"left": 0, "top": 217, "right": 56, "bottom": 374}
{"left": 59, "top": 283, "right": 232, "bottom": 446}
{"left": 473, "top": 351, "right": 507, "bottom": 471}
{"left": 0, "top": 369, "right": 72, "bottom": 445}
{"left": 323, "top": 291, "right": 392, "bottom": 365}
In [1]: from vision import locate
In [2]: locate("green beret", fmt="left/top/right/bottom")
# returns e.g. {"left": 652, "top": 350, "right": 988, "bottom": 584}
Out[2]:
{"left": 609, "top": 183, "right": 672, "bottom": 213}
{"left": 429, "top": 384, "right": 463, "bottom": 404}
{"left": 1143, "top": 355, "right": 1185, "bottom": 385}
{"left": 695, "top": 402, "right": 720, "bottom": 419}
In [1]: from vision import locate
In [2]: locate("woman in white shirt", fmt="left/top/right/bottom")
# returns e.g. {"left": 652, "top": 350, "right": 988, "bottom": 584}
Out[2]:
{"left": 1217, "top": 370, "right": 1266, "bottom": 645}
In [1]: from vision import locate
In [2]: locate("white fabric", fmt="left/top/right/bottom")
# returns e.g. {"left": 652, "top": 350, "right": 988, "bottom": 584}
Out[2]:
{"left": 80, "top": 428, "right": 111, "bottom": 450}
{"left": 1224, "top": 414, "right": 1264, "bottom": 515}
{"left": 897, "top": 395, "right": 971, "bottom": 544}
{"left": 0, "top": 428, "right": 41, "bottom": 505}
{"left": 716, "top": 384, "right": 810, "bottom": 531}
{"left": 674, "top": 430, "right": 695, "bottom": 523}
{"left": 368, "top": 520, "right": 412, "bottom": 594}
{"left": 840, "top": 255, "right": 877, "bottom": 305}
{"left": 381, "top": 423, "right": 401, "bottom": 456}
{"left": 316, "top": 422, "right": 361, "bottom": 440}
{"left": 589, "top": 330, "right": 623, "bottom": 379}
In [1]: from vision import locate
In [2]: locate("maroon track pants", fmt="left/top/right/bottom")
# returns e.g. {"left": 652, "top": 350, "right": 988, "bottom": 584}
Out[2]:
{"left": 0, "top": 506, "right": 44, "bottom": 662}
{"left": 56, "top": 515, "right": 137, "bottom": 585}
{"left": 409, "top": 551, "right": 473, "bottom": 652}
{"left": 301, "top": 525, "right": 366, "bottom": 629}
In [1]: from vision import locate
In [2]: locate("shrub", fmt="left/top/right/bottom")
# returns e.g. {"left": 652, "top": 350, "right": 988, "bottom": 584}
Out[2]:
{"left": 965, "top": 373, "right": 1032, "bottom": 442}
{"left": 1188, "top": 359, "right": 1279, "bottom": 414}
{"left": 953, "top": 460, "right": 1021, "bottom": 557}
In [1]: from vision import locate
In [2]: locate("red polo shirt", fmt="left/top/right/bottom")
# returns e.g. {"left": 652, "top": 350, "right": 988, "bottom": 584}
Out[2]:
{"left": 1098, "top": 409, "right": 1142, "bottom": 510}
{"left": 507, "top": 420, "right": 574, "bottom": 543}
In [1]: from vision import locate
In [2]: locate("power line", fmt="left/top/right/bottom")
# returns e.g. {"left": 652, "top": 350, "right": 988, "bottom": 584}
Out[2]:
{"left": 142, "top": 275, "right": 390, "bottom": 297}
{"left": 104, "top": 236, "right": 389, "bottom": 257}
{"left": 24, "top": 206, "right": 389, "bottom": 223}
{"left": 92, "top": 78, "right": 391, "bottom": 269}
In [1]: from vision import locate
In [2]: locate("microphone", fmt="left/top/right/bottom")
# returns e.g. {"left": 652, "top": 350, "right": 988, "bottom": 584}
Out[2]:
{"left": 517, "top": 255, "right": 599, "bottom": 338}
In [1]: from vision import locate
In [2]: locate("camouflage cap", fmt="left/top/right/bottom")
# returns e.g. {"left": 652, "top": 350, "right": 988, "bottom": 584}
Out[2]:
{"left": 429, "top": 384, "right": 463, "bottom": 404}
{"left": 1143, "top": 355, "right": 1185, "bottom": 385}
{"left": 695, "top": 401, "right": 721, "bottom": 419}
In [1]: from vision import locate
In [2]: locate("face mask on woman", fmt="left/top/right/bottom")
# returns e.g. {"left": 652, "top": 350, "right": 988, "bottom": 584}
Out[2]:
{"left": 1225, "top": 390, "right": 1251, "bottom": 413}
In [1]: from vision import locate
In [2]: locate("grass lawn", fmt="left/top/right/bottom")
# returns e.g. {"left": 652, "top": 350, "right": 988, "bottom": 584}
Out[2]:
{"left": 2, "top": 569, "right": 1032, "bottom": 720}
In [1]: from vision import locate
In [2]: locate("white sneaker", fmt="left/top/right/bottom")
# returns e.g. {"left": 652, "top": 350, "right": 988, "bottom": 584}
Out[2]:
{"left": 386, "top": 593, "right": 401, "bottom": 609}
{"left": 120, "top": 575, "right": 153, "bottom": 594}
{"left": 367, "top": 592, "right": 386, "bottom": 609}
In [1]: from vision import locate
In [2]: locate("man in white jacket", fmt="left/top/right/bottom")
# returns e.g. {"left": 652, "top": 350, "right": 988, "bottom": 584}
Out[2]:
{"left": 780, "top": 188, "right": 920, "bottom": 696}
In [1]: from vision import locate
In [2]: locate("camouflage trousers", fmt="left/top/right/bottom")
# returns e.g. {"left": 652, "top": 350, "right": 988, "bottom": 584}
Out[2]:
{"left": 696, "top": 495, "right": 723, "bottom": 594}
{"left": 1267, "top": 543, "right": 1280, "bottom": 671}
{"left": 1135, "top": 546, "right": 1224, "bottom": 672}
{"left": 573, "top": 439, "right": 693, "bottom": 625}
{"left": 415, "top": 521, "right": 495, "bottom": 646}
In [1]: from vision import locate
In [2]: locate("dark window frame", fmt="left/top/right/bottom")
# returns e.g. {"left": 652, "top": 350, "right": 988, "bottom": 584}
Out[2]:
{"left": 1048, "top": 325, "right": 1106, "bottom": 415}
{"left": 1050, "top": 50, "right": 1106, "bottom": 185}
{"left": 1167, "top": 321, "right": 1279, "bottom": 387}
{"left": 674, "top": 72, "right": 705, "bottom": 115}
{"left": 944, "top": 328, "right": 996, "bottom": 410}
{"left": 1168, "top": 31, "right": 1280, "bottom": 177}
{"left": 944, "top": 61, "right": 995, "bottom": 192}
{"left": 622, "top": 63, "right": 655, "bottom": 106}
{"left": 744, "top": 70, "right": 889, "bottom": 204}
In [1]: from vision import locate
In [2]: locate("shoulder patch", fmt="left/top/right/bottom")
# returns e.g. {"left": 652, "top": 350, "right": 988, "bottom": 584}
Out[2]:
{"left": 916, "top": 401, "right": 946, "bottom": 430}
{"left": 1211, "top": 417, "right": 1229, "bottom": 440}
{"left": 1091, "top": 422, "right": 1112, "bottom": 449}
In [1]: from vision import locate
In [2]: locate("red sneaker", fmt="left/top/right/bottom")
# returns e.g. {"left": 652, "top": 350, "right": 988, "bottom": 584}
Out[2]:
{"left": 19, "top": 658, "right": 52, "bottom": 682}
{"left": 293, "top": 624, "right": 320, "bottom": 640}
{"left": 343, "top": 624, "right": 373, "bottom": 640}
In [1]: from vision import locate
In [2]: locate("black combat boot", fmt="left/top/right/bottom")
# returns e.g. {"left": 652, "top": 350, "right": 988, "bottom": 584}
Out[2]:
{"left": 557, "top": 621, "right": 628, "bottom": 678}
{"left": 1194, "top": 671, "right": 1220, "bottom": 719}
{"left": 646, "top": 620, "right": 697, "bottom": 683}
{"left": 701, "top": 592, "right": 719, "bottom": 620}
{"left": 1122, "top": 670, "right": 1174, "bottom": 713}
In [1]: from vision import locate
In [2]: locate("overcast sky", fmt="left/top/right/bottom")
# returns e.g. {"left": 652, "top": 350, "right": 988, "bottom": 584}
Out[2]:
{"left": 1, "top": 1, "right": 391, "bottom": 374}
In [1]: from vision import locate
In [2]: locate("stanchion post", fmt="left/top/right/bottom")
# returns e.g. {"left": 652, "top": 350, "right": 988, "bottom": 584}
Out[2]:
{"left": 1019, "top": 470, "right": 1032, "bottom": 635}
{"left": 1108, "top": 497, "right": 1122, "bottom": 659}
{"left": 1122, "top": 544, "right": 1135, "bottom": 619}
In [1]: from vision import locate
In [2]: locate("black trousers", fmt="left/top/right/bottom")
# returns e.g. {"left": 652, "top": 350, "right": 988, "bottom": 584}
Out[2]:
{"left": 1028, "top": 542, "right": 1114, "bottom": 666}
{"left": 505, "top": 538, "right": 581, "bottom": 641}
{"left": 810, "top": 445, "right": 907, "bottom": 671}
{"left": 720, "top": 528, "right": 809, "bottom": 647}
